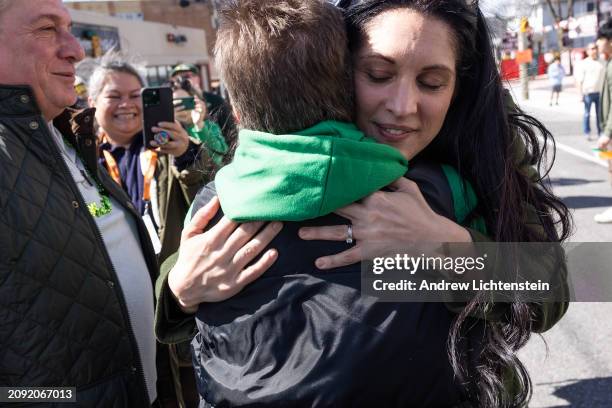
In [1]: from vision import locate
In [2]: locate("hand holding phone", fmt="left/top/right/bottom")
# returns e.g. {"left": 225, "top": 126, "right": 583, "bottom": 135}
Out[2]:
{"left": 150, "top": 121, "right": 190, "bottom": 157}
{"left": 174, "top": 96, "right": 196, "bottom": 111}
{"left": 142, "top": 87, "right": 174, "bottom": 149}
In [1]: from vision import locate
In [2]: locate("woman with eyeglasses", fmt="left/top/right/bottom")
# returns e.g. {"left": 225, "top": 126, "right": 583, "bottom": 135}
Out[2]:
{"left": 159, "top": 1, "right": 571, "bottom": 406}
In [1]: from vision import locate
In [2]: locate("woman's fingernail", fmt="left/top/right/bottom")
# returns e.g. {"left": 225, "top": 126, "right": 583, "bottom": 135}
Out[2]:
{"left": 273, "top": 222, "right": 283, "bottom": 231}
{"left": 315, "top": 258, "right": 326, "bottom": 269}
{"left": 298, "top": 229, "right": 308, "bottom": 238}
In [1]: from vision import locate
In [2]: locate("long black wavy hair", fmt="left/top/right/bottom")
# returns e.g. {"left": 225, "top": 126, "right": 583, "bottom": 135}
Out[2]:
{"left": 343, "top": 0, "right": 572, "bottom": 407}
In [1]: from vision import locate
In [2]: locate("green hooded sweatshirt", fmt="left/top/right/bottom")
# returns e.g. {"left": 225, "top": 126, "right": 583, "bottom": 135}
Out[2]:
{"left": 215, "top": 121, "right": 408, "bottom": 221}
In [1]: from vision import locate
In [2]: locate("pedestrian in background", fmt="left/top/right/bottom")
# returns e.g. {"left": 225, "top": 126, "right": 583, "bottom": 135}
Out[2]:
{"left": 172, "top": 76, "right": 229, "bottom": 167}
{"left": 169, "top": 64, "right": 236, "bottom": 155}
{"left": 547, "top": 55, "right": 566, "bottom": 106}
{"left": 576, "top": 43, "right": 605, "bottom": 141}
{"left": 595, "top": 20, "right": 612, "bottom": 223}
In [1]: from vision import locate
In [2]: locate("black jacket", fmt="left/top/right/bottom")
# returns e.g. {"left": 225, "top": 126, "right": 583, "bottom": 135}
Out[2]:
{"left": 0, "top": 85, "right": 158, "bottom": 407}
{"left": 189, "top": 162, "right": 475, "bottom": 407}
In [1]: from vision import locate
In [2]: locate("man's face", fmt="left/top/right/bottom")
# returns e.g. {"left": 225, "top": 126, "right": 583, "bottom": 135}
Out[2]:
{"left": 0, "top": 0, "right": 85, "bottom": 121}
{"left": 596, "top": 37, "right": 612, "bottom": 58}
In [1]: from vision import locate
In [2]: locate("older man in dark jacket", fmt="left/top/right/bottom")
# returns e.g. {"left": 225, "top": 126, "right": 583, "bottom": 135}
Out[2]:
{"left": 0, "top": 1, "right": 168, "bottom": 406}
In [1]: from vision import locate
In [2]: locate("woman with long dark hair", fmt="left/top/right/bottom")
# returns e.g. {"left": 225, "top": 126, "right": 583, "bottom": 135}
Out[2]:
{"left": 298, "top": 1, "right": 572, "bottom": 406}
{"left": 158, "top": 1, "right": 571, "bottom": 406}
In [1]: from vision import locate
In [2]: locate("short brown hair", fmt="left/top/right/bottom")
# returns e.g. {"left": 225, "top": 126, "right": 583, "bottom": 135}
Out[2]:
{"left": 215, "top": 0, "right": 353, "bottom": 134}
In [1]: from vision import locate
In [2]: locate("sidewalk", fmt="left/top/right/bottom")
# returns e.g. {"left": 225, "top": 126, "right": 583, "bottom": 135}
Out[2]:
{"left": 505, "top": 75, "right": 580, "bottom": 105}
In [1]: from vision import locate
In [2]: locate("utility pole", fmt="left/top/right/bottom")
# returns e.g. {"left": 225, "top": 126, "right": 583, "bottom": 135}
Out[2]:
{"left": 519, "top": 17, "right": 530, "bottom": 100}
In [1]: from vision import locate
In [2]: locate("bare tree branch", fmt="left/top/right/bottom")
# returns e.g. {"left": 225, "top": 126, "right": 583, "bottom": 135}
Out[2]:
{"left": 545, "top": 0, "right": 560, "bottom": 22}
{"left": 567, "top": 0, "right": 575, "bottom": 18}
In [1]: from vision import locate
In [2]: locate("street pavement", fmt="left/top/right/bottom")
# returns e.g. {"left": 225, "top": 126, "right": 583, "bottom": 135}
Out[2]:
{"left": 506, "top": 77, "right": 612, "bottom": 407}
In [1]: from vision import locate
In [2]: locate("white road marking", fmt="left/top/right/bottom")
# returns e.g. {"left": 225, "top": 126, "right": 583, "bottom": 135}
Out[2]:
{"left": 541, "top": 137, "right": 610, "bottom": 168}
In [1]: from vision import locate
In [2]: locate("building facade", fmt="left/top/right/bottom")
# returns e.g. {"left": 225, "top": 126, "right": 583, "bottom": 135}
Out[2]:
{"left": 65, "top": 1, "right": 217, "bottom": 88}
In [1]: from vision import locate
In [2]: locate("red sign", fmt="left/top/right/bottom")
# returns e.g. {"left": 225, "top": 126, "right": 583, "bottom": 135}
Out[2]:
{"left": 516, "top": 49, "right": 533, "bottom": 64}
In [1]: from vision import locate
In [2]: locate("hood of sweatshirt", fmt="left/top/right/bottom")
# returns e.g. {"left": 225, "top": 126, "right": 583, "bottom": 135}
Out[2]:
{"left": 215, "top": 121, "right": 408, "bottom": 221}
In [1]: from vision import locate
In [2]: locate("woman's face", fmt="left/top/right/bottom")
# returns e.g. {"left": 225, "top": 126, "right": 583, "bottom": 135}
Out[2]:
{"left": 91, "top": 71, "right": 143, "bottom": 146}
{"left": 354, "top": 8, "right": 457, "bottom": 160}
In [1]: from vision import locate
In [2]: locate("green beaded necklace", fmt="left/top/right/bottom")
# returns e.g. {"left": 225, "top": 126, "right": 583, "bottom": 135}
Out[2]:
{"left": 62, "top": 137, "right": 113, "bottom": 218}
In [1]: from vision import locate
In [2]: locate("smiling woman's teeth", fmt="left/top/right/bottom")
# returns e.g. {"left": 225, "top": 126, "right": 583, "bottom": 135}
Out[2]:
{"left": 384, "top": 128, "right": 405, "bottom": 135}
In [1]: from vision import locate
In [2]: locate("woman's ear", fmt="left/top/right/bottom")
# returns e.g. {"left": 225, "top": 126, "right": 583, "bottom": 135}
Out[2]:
{"left": 87, "top": 96, "right": 96, "bottom": 108}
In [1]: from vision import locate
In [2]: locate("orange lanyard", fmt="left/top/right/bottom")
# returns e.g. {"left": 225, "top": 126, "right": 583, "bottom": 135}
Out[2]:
{"left": 141, "top": 149, "right": 158, "bottom": 202}
{"left": 101, "top": 137, "right": 158, "bottom": 202}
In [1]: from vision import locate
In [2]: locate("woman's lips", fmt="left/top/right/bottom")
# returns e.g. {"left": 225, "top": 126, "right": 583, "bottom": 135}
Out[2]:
{"left": 374, "top": 123, "right": 417, "bottom": 142}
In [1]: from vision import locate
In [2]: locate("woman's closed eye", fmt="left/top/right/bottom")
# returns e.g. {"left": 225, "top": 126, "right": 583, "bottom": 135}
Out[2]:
{"left": 365, "top": 71, "right": 392, "bottom": 83}
{"left": 418, "top": 80, "right": 445, "bottom": 91}
{"left": 418, "top": 73, "right": 450, "bottom": 91}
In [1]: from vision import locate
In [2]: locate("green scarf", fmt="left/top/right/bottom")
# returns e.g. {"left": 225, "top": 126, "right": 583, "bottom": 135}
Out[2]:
{"left": 215, "top": 121, "right": 408, "bottom": 221}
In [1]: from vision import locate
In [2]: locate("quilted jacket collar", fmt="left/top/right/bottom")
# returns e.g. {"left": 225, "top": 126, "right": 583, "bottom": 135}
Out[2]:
{"left": 53, "top": 107, "right": 98, "bottom": 172}
{"left": 0, "top": 84, "right": 98, "bottom": 172}
{"left": 0, "top": 85, "right": 40, "bottom": 116}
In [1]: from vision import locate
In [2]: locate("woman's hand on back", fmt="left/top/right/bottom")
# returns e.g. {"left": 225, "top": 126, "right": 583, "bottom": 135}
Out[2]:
{"left": 298, "top": 177, "right": 471, "bottom": 269}
{"left": 168, "top": 197, "right": 283, "bottom": 313}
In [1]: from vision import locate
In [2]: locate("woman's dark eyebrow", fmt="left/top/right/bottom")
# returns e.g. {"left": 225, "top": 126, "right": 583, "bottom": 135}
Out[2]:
{"left": 421, "top": 65, "right": 454, "bottom": 74}
{"left": 359, "top": 53, "right": 395, "bottom": 64}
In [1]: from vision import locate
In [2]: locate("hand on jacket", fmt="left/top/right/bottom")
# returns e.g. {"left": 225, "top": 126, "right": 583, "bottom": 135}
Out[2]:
{"left": 151, "top": 120, "right": 190, "bottom": 157}
{"left": 298, "top": 177, "right": 471, "bottom": 269}
{"left": 168, "top": 197, "right": 283, "bottom": 313}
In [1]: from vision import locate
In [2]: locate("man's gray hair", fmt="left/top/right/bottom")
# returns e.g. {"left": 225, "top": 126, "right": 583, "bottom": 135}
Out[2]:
{"left": 88, "top": 49, "right": 146, "bottom": 101}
